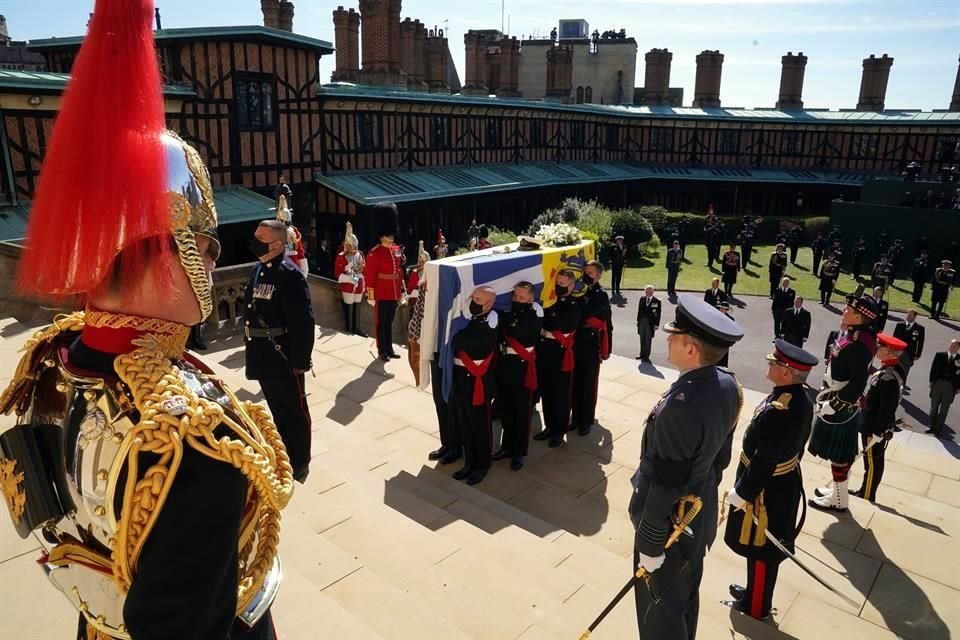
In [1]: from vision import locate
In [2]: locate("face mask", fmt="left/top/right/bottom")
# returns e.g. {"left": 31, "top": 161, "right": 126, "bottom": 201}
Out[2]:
{"left": 555, "top": 284, "right": 570, "bottom": 298}
{"left": 250, "top": 238, "right": 272, "bottom": 257}
{"left": 469, "top": 301, "right": 485, "bottom": 316}
{"left": 582, "top": 274, "right": 594, "bottom": 285}
{"left": 512, "top": 301, "right": 530, "bottom": 313}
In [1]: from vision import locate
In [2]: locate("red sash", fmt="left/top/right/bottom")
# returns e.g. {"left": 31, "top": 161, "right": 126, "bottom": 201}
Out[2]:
{"left": 457, "top": 350, "right": 494, "bottom": 405}
{"left": 584, "top": 317, "right": 610, "bottom": 361}
{"left": 550, "top": 330, "right": 576, "bottom": 372}
{"left": 504, "top": 335, "right": 537, "bottom": 390}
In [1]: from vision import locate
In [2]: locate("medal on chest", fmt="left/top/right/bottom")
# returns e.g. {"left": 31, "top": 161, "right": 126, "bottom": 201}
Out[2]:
{"left": 253, "top": 283, "right": 276, "bottom": 300}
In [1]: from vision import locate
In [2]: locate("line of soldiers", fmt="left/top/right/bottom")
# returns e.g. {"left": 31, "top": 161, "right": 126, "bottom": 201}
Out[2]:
{"left": 426, "top": 261, "right": 613, "bottom": 484}
{"left": 627, "top": 291, "right": 916, "bottom": 637}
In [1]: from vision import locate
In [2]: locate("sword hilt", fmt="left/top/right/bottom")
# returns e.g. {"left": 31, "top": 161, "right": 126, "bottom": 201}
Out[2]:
{"left": 666, "top": 494, "right": 702, "bottom": 548}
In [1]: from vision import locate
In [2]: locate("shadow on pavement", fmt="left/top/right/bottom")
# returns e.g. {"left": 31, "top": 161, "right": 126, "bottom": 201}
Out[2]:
{"left": 325, "top": 359, "right": 392, "bottom": 426}
{"left": 637, "top": 361, "right": 666, "bottom": 379}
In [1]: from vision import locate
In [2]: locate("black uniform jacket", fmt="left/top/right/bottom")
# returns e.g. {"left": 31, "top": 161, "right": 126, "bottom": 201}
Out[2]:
{"left": 725, "top": 384, "right": 812, "bottom": 560}
{"left": 636, "top": 295, "right": 662, "bottom": 330}
{"left": 721, "top": 251, "right": 741, "bottom": 282}
{"left": 452, "top": 313, "right": 499, "bottom": 398}
{"left": 825, "top": 327, "right": 877, "bottom": 407}
{"left": 500, "top": 304, "right": 543, "bottom": 385}
{"left": 542, "top": 293, "right": 583, "bottom": 334}
{"left": 929, "top": 351, "right": 960, "bottom": 388}
{"left": 244, "top": 256, "right": 315, "bottom": 378}
{"left": 67, "top": 338, "right": 248, "bottom": 640}
{"left": 768, "top": 253, "right": 788, "bottom": 281}
{"left": 911, "top": 257, "right": 930, "bottom": 283}
{"left": 703, "top": 288, "right": 727, "bottom": 308}
{"left": 771, "top": 287, "right": 796, "bottom": 312}
{"left": 860, "top": 363, "right": 905, "bottom": 436}
{"left": 819, "top": 261, "right": 840, "bottom": 290}
{"left": 893, "top": 321, "right": 925, "bottom": 360}
{"left": 780, "top": 307, "right": 811, "bottom": 342}
{"left": 629, "top": 366, "right": 741, "bottom": 559}
{"left": 609, "top": 243, "right": 627, "bottom": 267}
{"left": 578, "top": 283, "right": 613, "bottom": 353}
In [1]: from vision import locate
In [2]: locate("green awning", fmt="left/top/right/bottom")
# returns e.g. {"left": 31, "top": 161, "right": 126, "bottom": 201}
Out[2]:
{"left": 315, "top": 162, "right": 872, "bottom": 206}
{"left": 0, "top": 187, "right": 275, "bottom": 242}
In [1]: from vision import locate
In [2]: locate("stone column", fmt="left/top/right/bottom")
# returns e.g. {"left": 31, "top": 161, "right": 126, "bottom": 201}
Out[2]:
{"left": 277, "top": 0, "right": 294, "bottom": 32}
{"left": 776, "top": 51, "right": 807, "bottom": 110}
{"left": 643, "top": 48, "right": 672, "bottom": 106}
{"left": 693, "top": 50, "right": 723, "bottom": 108}
{"left": 857, "top": 54, "right": 893, "bottom": 111}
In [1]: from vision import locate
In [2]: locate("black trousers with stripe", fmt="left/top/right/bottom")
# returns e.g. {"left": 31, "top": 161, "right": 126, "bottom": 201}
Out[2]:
{"left": 259, "top": 372, "right": 312, "bottom": 478}
{"left": 431, "top": 358, "right": 461, "bottom": 453}
{"left": 496, "top": 355, "right": 534, "bottom": 457}
{"left": 374, "top": 300, "right": 398, "bottom": 357}
{"left": 451, "top": 367, "right": 493, "bottom": 472}
{"left": 537, "top": 338, "right": 573, "bottom": 439}
{"left": 571, "top": 331, "right": 601, "bottom": 429}
{"left": 743, "top": 557, "right": 780, "bottom": 618}
{"left": 857, "top": 433, "right": 888, "bottom": 502}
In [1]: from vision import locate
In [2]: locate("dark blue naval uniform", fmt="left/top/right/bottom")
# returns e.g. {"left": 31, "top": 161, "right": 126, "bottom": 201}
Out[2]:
{"left": 244, "top": 255, "right": 315, "bottom": 481}
{"left": 629, "top": 365, "right": 741, "bottom": 640}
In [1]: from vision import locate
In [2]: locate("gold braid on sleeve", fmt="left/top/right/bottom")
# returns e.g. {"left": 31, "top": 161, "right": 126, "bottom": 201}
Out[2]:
{"left": 111, "top": 345, "right": 293, "bottom": 613}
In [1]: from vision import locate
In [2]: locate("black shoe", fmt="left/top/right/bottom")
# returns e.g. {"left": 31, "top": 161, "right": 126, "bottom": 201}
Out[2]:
{"left": 465, "top": 470, "right": 487, "bottom": 485}
{"left": 491, "top": 448, "right": 510, "bottom": 461}
{"left": 428, "top": 447, "right": 448, "bottom": 461}
{"left": 294, "top": 467, "right": 310, "bottom": 484}
{"left": 578, "top": 424, "right": 592, "bottom": 436}
{"left": 635, "top": 355, "right": 643, "bottom": 360}
{"left": 510, "top": 457, "right": 524, "bottom": 471}
{"left": 439, "top": 449, "right": 463, "bottom": 465}
{"left": 728, "top": 597, "right": 771, "bottom": 621}
{"left": 379, "top": 354, "right": 390, "bottom": 362}
{"left": 533, "top": 431, "right": 550, "bottom": 441}
{"left": 729, "top": 584, "right": 746, "bottom": 601}
{"left": 925, "top": 428, "right": 941, "bottom": 436}
{"left": 548, "top": 437, "right": 564, "bottom": 448}
{"left": 849, "top": 487, "right": 864, "bottom": 499}
{"left": 452, "top": 465, "right": 473, "bottom": 481}
{"left": 388, "top": 352, "right": 402, "bottom": 359}
{"left": 352, "top": 328, "right": 368, "bottom": 338}
{"left": 567, "top": 423, "right": 577, "bottom": 432}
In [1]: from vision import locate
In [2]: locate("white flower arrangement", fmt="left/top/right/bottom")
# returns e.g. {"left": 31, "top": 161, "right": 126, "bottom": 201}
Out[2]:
{"left": 534, "top": 222, "right": 582, "bottom": 248}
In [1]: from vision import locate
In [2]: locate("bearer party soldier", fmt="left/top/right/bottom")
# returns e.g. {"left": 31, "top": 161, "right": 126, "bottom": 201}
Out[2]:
{"left": 571, "top": 261, "right": 613, "bottom": 436}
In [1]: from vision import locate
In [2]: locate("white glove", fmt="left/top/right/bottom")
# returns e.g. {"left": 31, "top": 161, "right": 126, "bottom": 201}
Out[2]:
{"left": 815, "top": 400, "right": 836, "bottom": 418}
{"left": 865, "top": 435, "right": 876, "bottom": 450}
{"left": 367, "top": 297, "right": 375, "bottom": 307}
{"left": 726, "top": 488, "right": 747, "bottom": 510}
{"left": 637, "top": 551, "right": 666, "bottom": 574}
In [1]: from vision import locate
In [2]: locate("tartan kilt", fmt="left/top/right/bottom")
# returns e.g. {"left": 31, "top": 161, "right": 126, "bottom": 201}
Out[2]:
{"left": 808, "top": 409, "right": 861, "bottom": 464}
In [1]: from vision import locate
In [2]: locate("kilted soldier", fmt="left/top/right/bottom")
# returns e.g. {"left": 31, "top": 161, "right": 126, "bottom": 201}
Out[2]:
{"left": 809, "top": 295, "right": 879, "bottom": 513}
{"left": 666, "top": 240, "right": 682, "bottom": 297}
{"left": 851, "top": 237, "right": 868, "bottom": 280}
{"left": 722, "top": 243, "right": 741, "bottom": 297}
{"left": 629, "top": 295, "right": 744, "bottom": 640}
{"left": 724, "top": 340, "right": 817, "bottom": 621}
{"left": 364, "top": 203, "right": 404, "bottom": 361}
{"left": 871, "top": 254, "right": 893, "bottom": 292}
{"left": 811, "top": 231, "right": 827, "bottom": 277}
{"left": 571, "top": 261, "right": 613, "bottom": 436}
{"left": 609, "top": 235, "right": 628, "bottom": 301}
{"left": 851, "top": 334, "right": 907, "bottom": 503}
{"left": 450, "top": 287, "right": 499, "bottom": 485}
{"left": 534, "top": 270, "right": 583, "bottom": 447}
{"left": 911, "top": 250, "right": 931, "bottom": 303}
{"left": 931, "top": 259, "right": 956, "bottom": 320}
{"left": 334, "top": 221, "right": 366, "bottom": 336}
{"left": 768, "top": 244, "right": 789, "bottom": 299}
{"left": 0, "top": 3, "right": 293, "bottom": 635}
{"left": 494, "top": 282, "right": 543, "bottom": 471}
{"left": 818, "top": 253, "right": 840, "bottom": 305}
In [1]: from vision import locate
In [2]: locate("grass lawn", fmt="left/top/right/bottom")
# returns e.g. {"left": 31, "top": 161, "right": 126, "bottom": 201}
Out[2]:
{"left": 600, "top": 244, "right": 960, "bottom": 317}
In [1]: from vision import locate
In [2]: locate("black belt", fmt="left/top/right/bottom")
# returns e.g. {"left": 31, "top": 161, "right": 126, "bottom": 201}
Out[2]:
{"left": 245, "top": 326, "right": 288, "bottom": 338}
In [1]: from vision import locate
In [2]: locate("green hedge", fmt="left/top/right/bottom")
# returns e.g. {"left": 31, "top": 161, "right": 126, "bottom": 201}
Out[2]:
{"left": 641, "top": 207, "right": 831, "bottom": 245}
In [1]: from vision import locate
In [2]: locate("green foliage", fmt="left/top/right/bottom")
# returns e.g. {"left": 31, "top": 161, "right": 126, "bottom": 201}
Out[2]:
{"left": 804, "top": 216, "right": 831, "bottom": 239}
{"left": 526, "top": 197, "right": 593, "bottom": 235}
{"left": 639, "top": 233, "right": 662, "bottom": 258}
{"left": 580, "top": 229, "right": 600, "bottom": 245}
{"left": 577, "top": 207, "right": 614, "bottom": 246}
{"left": 486, "top": 225, "right": 516, "bottom": 247}
{"left": 611, "top": 208, "right": 655, "bottom": 250}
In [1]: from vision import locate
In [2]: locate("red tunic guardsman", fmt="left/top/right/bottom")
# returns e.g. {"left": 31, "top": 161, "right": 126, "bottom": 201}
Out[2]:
{"left": 450, "top": 287, "right": 499, "bottom": 486}
{"left": 364, "top": 202, "right": 403, "bottom": 361}
{"left": 334, "top": 221, "right": 366, "bottom": 336}
{"left": 571, "top": 260, "right": 613, "bottom": 436}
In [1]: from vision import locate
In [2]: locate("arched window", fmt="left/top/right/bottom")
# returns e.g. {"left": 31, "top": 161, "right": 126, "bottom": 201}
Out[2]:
{"left": 576, "top": 86, "right": 584, "bottom": 104}
{"left": 585, "top": 86, "right": 593, "bottom": 104}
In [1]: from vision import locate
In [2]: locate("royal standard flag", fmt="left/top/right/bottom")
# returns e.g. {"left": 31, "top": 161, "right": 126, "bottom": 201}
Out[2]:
{"left": 419, "top": 239, "right": 595, "bottom": 400}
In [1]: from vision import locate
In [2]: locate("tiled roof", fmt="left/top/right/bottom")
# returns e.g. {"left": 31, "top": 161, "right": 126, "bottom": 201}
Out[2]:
{"left": 0, "top": 69, "right": 195, "bottom": 95}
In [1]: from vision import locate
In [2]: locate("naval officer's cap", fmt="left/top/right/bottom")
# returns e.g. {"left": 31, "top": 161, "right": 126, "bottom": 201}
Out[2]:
{"left": 663, "top": 294, "right": 744, "bottom": 348}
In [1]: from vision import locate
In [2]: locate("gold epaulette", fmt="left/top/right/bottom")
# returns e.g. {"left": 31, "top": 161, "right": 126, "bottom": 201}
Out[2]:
{"left": 771, "top": 393, "right": 792, "bottom": 410}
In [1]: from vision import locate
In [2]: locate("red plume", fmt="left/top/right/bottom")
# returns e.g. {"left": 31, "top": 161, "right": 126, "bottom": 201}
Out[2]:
{"left": 437, "top": 228, "right": 444, "bottom": 243}
{"left": 17, "top": 0, "right": 171, "bottom": 298}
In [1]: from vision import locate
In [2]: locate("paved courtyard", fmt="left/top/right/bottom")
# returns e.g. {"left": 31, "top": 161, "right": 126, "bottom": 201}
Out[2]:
{"left": 1, "top": 316, "right": 958, "bottom": 640}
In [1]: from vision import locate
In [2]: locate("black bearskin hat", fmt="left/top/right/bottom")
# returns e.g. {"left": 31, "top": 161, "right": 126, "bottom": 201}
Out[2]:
{"left": 374, "top": 201, "right": 399, "bottom": 240}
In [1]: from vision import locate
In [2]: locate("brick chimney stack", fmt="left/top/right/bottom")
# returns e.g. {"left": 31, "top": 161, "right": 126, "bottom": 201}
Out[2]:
{"left": 424, "top": 29, "right": 450, "bottom": 93}
{"left": 388, "top": 0, "right": 403, "bottom": 75}
{"left": 643, "top": 48, "right": 672, "bottom": 106}
{"left": 693, "top": 50, "right": 724, "bottom": 108}
{"left": 777, "top": 51, "right": 807, "bottom": 110}
{"left": 358, "top": 0, "right": 403, "bottom": 86}
{"left": 332, "top": 6, "right": 360, "bottom": 82}
{"left": 277, "top": 0, "right": 294, "bottom": 32}
{"left": 857, "top": 54, "right": 894, "bottom": 111}
{"left": 463, "top": 31, "right": 488, "bottom": 95}
{"left": 949, "top": 54, "right": 960, "bottom": 111}
{"left": 261, "top": 0, "right": 280, "bottom": 29}
{"left": 496, "top": 37, "right": 521, "bottom": 98}
{"left": 411, "top": 21, "right": 427, "bottom": 91}
{"left": 400, "top": 18, "right": 416, "bottom": 80}
{"left": 545, "top": 45, "right": 573, "bottom": 102}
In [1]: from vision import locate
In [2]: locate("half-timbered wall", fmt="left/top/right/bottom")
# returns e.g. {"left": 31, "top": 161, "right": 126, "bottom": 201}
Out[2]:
{"left": 1, "top": 109, "right": 56, "bottom": 201}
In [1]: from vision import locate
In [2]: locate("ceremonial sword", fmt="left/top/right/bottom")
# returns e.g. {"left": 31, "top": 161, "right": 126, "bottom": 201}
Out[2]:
{"left": 578, "top": 495, "right": 702, "bottom": 640}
